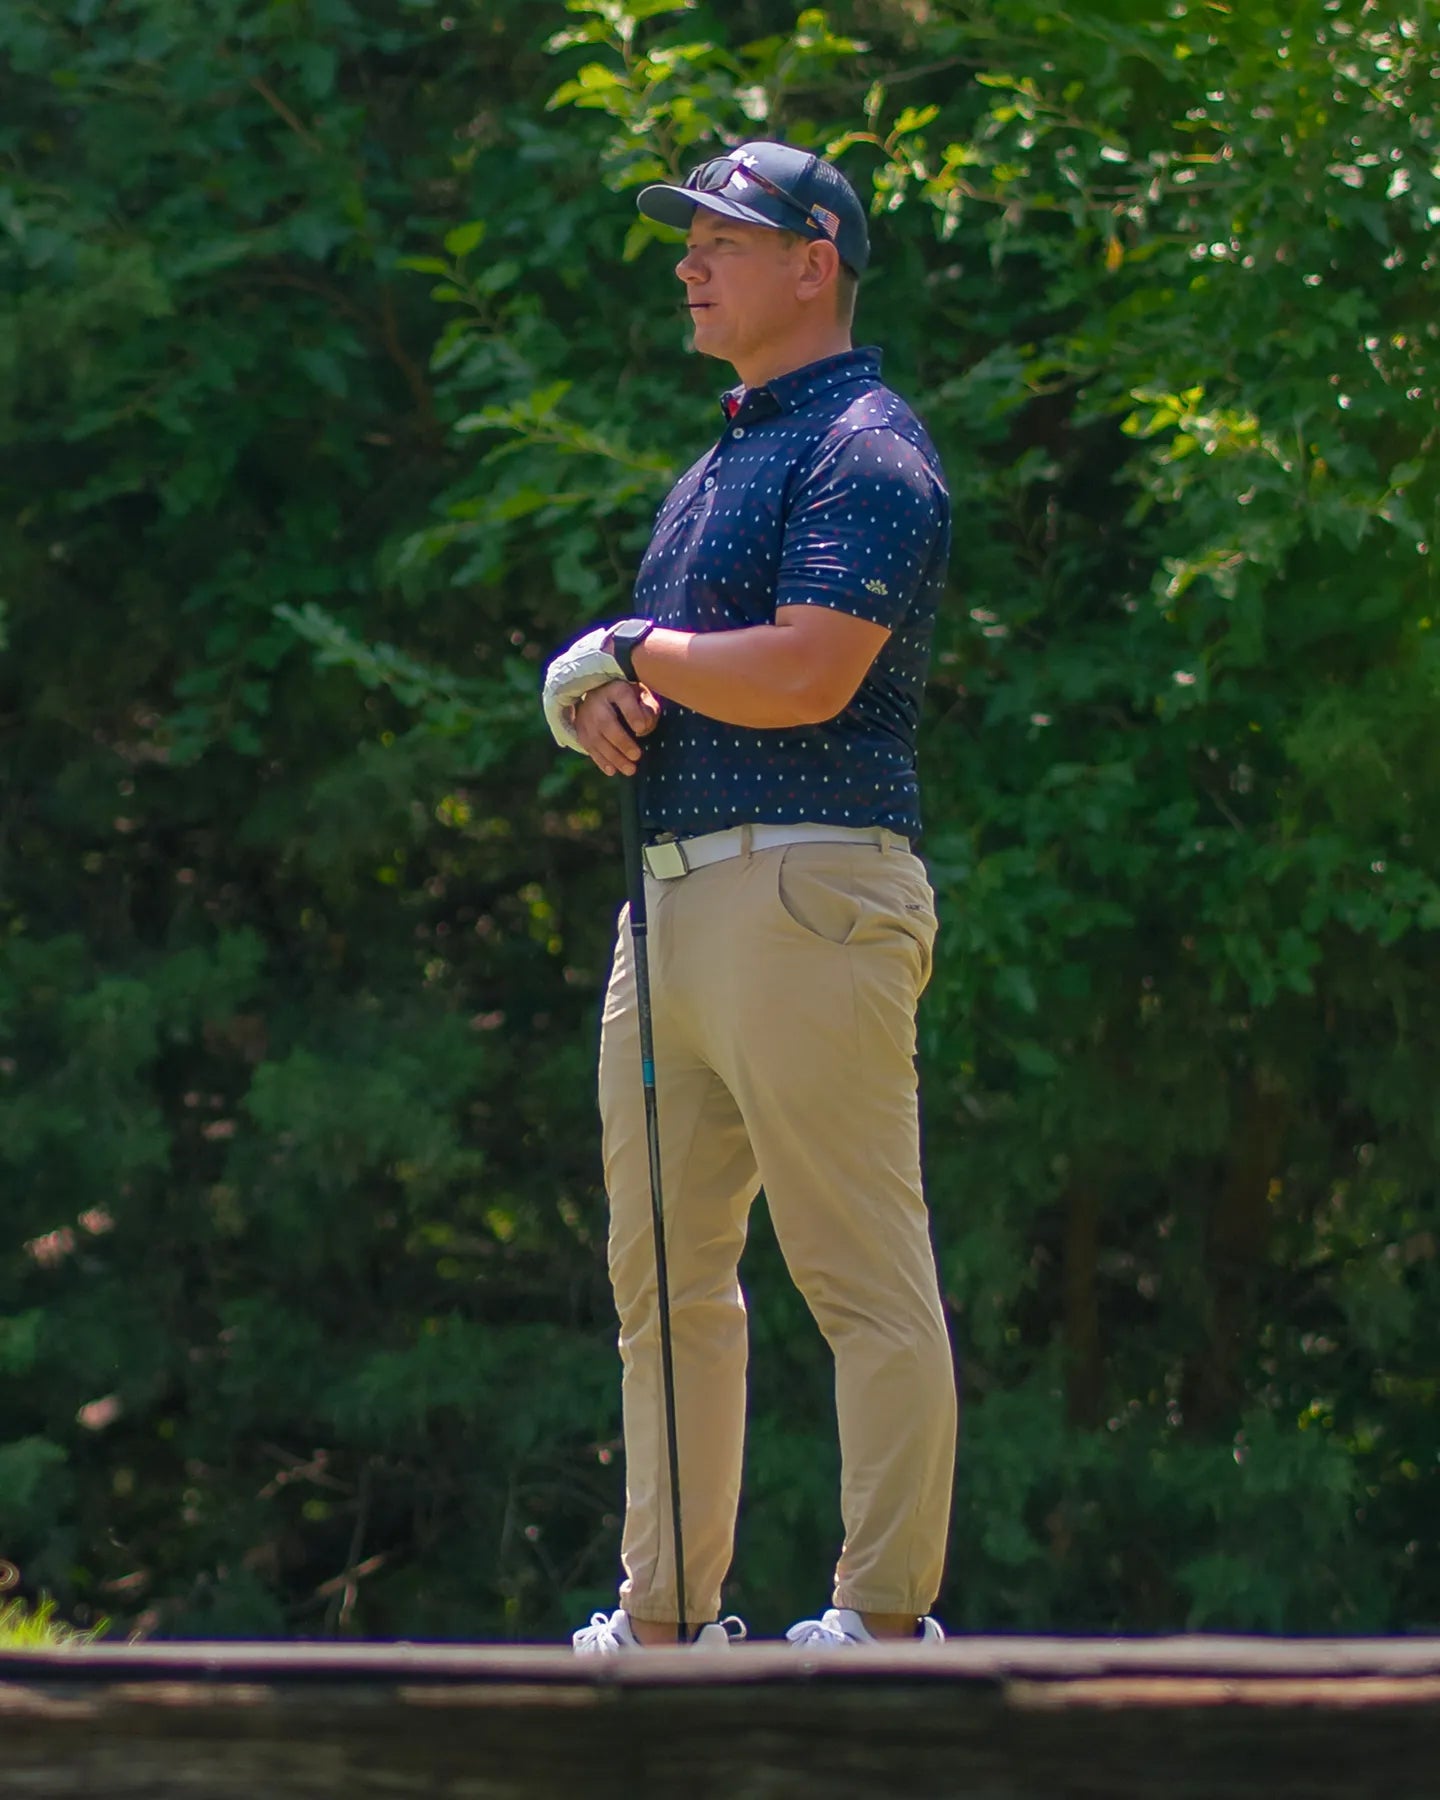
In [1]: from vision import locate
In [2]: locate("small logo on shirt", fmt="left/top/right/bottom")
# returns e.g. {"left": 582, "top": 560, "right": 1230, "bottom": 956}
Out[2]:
{"left": 864, "top": 578, "right": 889, "bottom": 596}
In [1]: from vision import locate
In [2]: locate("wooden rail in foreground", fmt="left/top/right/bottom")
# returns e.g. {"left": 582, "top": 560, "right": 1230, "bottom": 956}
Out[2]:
{"left": 3, "top": 1636, "right": 1439, "bottom": 1798}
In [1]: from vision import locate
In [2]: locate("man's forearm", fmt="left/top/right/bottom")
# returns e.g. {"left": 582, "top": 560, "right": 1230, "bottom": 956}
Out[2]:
{"left": 630, "top": 622, "right": 844, "bottom": 729}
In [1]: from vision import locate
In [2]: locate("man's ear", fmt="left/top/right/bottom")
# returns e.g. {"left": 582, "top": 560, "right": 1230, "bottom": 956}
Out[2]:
{"left": 796, "top": 237, "right": 842, "bottom": 304}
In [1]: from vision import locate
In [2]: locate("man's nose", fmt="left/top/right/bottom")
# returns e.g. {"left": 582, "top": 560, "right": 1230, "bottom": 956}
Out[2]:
{"left": 677, "top": 249, "right": 706, "bottom": 284}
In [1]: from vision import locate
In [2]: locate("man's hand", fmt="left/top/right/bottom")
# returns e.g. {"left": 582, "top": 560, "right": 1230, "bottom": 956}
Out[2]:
{"left": 573, "top": 680, "right": 661, "bottom": 777}
{"left": 542, "top": 617, "right": 655, "bottom": 751}
{"left": 542, "top": 624, "right": 623, "bottom": 751}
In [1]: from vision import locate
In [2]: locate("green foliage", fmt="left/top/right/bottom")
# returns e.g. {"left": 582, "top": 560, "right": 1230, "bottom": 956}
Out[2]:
{"left": 0, "top": 1591, "right": 110, "bottom": 1649}
{"left": 0, "top": 0, "right": 1437, "bottom": 1642}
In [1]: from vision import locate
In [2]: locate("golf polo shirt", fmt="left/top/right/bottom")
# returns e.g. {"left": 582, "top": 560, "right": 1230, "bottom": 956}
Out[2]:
{"left": 632, "top": 346, "right": 949, "bottom": 845}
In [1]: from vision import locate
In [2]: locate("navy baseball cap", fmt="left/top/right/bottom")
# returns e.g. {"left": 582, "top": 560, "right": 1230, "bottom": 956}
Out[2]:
{"left": 637, "top": 141, "right": 870, "bottom": 274}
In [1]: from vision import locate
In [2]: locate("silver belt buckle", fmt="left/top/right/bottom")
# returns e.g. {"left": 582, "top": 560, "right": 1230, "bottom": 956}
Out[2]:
{"left": 643, "top": 838, "right": 691, "bottom": 880}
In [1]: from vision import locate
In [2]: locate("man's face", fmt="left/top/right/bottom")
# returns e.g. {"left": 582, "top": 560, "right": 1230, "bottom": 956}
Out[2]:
{"left": 676, "top": 210, "right": 805, "bottom": 370}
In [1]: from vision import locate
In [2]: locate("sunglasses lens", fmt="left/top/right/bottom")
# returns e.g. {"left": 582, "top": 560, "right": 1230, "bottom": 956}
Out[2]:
{"left": 690, "top": 157, "right": 734, "bottom": 194}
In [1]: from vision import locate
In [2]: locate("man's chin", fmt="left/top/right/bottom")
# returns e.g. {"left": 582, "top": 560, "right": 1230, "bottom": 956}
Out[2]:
{"left": 685, "top": 324, "right": 729, "bottom": 361}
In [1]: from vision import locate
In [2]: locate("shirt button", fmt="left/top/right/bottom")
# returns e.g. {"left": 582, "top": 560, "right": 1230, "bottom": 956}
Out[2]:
{"left": 703, "top": 476, "right": 716, "bottom": 490}
{"left": 731, "top": 427, "right": 745, "bottom": 439}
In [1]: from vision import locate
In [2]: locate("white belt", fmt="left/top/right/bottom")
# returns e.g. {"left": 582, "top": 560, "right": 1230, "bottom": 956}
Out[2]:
{"left": 642, "top": 821, "right": 908, "bottom": 880}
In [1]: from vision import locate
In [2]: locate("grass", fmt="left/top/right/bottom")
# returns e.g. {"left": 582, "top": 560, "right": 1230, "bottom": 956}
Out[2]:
{"left": 0, "top": 1593, "right": 109, "bottom": 1649}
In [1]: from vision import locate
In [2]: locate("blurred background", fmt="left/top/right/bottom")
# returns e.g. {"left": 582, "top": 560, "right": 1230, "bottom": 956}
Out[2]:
{"left": 0, "top": 0, "right": 1436, "bottom": 1643}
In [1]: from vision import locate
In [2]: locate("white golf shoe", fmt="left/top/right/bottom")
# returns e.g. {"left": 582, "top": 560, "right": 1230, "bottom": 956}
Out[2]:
{"left": 572, "top": 1608, "right": 746, "bottom": 1654}
{"left": 785, "top": 1607, "right": 945, "bottom": 1648}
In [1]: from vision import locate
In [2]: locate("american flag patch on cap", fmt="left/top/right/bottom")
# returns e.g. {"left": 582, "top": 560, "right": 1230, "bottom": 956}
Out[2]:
{"left": 811, "top": 205, "right": 840, "bottom": 239}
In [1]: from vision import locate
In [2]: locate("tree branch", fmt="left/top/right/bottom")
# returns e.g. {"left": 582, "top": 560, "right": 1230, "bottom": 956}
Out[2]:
{"left": 247, "top": 73, "right": 324, "bottom": 155}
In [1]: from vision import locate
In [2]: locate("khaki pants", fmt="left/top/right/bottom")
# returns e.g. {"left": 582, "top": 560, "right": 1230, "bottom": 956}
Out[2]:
{"left": 597, "top": 834, "right": 957, "bottom": 1624}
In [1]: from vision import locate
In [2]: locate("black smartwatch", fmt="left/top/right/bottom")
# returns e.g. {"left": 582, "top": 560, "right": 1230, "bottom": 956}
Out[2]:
{"left": 606, "top": 618, "right": 655, "bottom": 683}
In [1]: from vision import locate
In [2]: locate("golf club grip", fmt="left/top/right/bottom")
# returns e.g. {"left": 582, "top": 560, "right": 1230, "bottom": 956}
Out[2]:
{"left": 618, "top": 771, "right": 647, "bottom": 929}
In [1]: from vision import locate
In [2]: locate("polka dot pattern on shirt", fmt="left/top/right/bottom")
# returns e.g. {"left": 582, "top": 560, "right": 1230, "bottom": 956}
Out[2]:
{"left": 633, "top": 346, "right": 951, "bottom": 843}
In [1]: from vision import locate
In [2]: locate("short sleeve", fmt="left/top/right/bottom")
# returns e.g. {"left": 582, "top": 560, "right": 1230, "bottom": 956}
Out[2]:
{"left": 776, "top": 429, "right": 945, "bottom": 629}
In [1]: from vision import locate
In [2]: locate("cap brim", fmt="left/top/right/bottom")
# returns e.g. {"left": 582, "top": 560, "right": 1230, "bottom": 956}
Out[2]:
{"left": 636, "top": 182, "right": 787, "bottom": 236}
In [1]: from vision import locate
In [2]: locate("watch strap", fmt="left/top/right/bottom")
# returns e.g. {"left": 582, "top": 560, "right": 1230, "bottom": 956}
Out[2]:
{"left": 610, "top": 618, "right": 655, "bottom": 683}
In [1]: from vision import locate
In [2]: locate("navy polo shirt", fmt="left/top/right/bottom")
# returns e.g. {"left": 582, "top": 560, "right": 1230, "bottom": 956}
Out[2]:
{"left": 633, "top": 347, "right": 949, "bottom": 844}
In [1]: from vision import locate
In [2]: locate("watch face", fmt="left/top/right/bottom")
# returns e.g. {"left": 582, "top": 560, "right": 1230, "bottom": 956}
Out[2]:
{"left": 612, "top": 620, "right": 652, "bottom": 680}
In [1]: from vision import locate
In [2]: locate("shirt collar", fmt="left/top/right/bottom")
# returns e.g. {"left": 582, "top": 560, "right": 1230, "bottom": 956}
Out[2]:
{"left": 720, "top": 346, "right": 883, "bottom": 423}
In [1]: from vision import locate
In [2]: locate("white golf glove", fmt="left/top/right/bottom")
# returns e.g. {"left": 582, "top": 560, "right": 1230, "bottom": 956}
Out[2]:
{"left": 542, "top": 622, "right": 635, "bottom": 752}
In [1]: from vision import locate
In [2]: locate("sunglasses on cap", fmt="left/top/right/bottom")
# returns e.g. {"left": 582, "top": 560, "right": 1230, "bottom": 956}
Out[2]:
{"left": 686, "top": 155, "right": 843, "bottom": 246}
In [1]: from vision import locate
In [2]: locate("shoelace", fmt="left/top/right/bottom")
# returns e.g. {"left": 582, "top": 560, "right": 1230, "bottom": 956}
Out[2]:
{"left": 784, "top": 1616, "right": 857, "bottom": 1647}
{"left": 575, "top": 1610, "right": 626, "bottom": 1646}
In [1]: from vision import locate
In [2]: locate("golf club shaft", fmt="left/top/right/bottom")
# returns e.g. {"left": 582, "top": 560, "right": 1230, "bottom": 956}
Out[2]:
{"left": 618, "top": 772, "right": 688, "bottom": 1645}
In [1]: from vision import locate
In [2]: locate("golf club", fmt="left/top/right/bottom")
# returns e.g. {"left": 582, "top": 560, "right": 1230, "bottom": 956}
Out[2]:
{"left": 618, "top": 767, "right": 688, "bottom": 1646}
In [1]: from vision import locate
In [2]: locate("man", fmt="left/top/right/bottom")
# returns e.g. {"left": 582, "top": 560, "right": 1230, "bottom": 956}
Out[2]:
{"left": 542, "top": 142, "right": 955, "bottom": 1651}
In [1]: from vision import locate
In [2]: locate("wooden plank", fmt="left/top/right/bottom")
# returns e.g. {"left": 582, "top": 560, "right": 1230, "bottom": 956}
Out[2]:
{"left": 1, "top": 1638, "right": 1437, "bottom": 1799}
{"left": 5, "top": 1633, "right": 1440, "bottom": 1683}
{"left": 1008, "top": 1675, "right": 1440, "bottom": 1709}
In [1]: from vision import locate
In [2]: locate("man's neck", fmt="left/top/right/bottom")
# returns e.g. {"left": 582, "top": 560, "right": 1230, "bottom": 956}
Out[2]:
{"left": 730, "top": 328, "right": 853, "bottom": 392}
